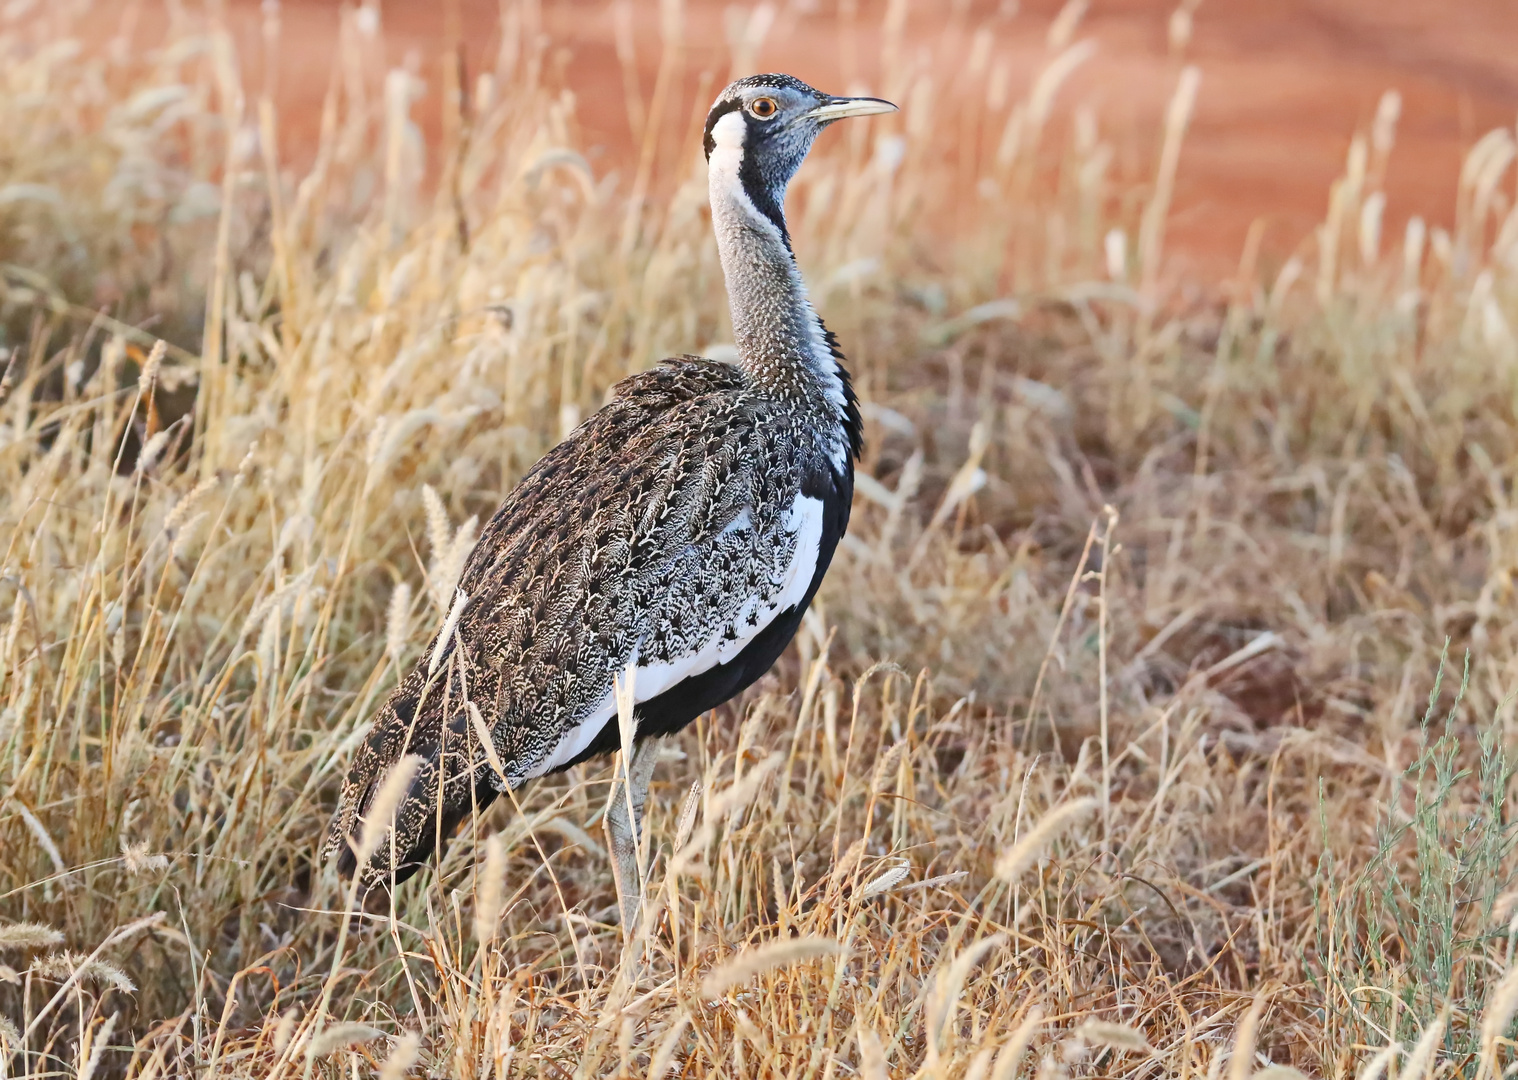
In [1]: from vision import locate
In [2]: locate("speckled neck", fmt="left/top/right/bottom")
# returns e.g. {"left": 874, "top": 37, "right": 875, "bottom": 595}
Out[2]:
{"left": 707, "top": 110, "right": 855, "bottom": 469}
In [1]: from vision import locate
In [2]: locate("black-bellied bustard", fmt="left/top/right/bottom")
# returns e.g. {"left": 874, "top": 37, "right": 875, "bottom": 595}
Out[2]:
{"left": 327, "top": 74, "right": 896, "bottom": 923}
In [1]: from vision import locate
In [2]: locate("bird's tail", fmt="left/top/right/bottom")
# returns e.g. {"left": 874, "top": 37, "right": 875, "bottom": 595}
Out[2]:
{"left": 325, "top": 683, "right": 498, "bottom": 891}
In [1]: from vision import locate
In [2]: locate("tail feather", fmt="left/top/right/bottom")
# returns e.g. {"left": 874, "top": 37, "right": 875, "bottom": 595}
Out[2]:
{"left": 325, "top": 680, "right": 499, "bottom": 891}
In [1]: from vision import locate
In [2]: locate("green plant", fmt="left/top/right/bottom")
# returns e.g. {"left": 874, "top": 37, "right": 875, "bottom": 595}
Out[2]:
{"left": 1314, "top": 649, "right": 1518, "bottom": 1065}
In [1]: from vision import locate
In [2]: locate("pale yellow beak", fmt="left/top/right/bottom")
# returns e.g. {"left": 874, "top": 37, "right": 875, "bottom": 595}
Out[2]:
{"left": 806, "top": 96, "right": 899, "bottom": 123}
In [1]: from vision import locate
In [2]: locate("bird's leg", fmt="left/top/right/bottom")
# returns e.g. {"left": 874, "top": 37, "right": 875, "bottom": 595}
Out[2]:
{"left": 606, "top": 738, "right": 660, "bottom": 933}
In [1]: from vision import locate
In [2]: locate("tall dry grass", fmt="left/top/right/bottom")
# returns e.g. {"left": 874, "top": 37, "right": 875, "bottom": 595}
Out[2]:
{"left": 0, "top": 1, "right": 1516, "bottom": 1077}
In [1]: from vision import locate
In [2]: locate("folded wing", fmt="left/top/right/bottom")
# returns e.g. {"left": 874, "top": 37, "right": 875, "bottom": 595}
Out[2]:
{"left": 326, "top": 359, "right": 830, "bottom": 888}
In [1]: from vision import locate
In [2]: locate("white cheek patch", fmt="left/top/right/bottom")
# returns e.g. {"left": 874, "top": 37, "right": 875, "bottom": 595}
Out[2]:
{"left": 708, "top": 111, "right": 786, "bottom": 243}
{"left": 706, "top": 112, "right": 748, "bottom": 211}
{"left": 710, "top": 108, "right": 746, "bottom": 152}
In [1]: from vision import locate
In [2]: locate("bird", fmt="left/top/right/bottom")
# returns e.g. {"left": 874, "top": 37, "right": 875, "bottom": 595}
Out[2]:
{"left": 326, "top": 74, "right": 897, "bottom": 916}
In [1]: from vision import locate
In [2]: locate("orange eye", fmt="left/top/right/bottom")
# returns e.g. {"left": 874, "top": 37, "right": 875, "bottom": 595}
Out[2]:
{"left": 749, "top": 97, "right": 778, "bottom": 119}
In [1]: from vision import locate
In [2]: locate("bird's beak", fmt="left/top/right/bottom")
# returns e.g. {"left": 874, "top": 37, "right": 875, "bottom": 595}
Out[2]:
{"left": 806, "top": 96, "right": 899, "bottom": 124}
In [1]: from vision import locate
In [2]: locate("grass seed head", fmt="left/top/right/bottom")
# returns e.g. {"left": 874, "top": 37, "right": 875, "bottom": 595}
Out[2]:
{"left": 700, "top": 937, "right": 846, "bottom": 998}
{"left": 994, "top": 797, "right": 1098, "bottom": 884}
{"left": 307, "top": 1022, "right": 385, "bottom": 1059}
{"left": 991, "top": 1007, "right": 1045, "bottom": 1080}
{"left": 474, "top": 832, "right": 506, "bottom": 945}
{"left": 77, "top": 1012, "right": 118, "bottom": 1080}
{"left": 136, "top": 340, "right": 165, "bottom": 394}
{"left": 379, "top": 1032, "right": 421, "bottom": 1080}
{"left": 0, "top": 922, "right": 64, "bottom": 951}
{"left": 355, "top": 755, "right": 422, "bottom": 865}
{"left": 33, "top": 950, "right": 136, "bottom": 992}
{"left": 385, "top": 580, "right": 413, "bottom": 663}
{"left": 272, "top": 1010, "right": 298, "bottom": 1055}
{"left": 858, "top": 1025, "right": 889, "bottom": 1080}
{"left": 1480, "top": 966, "right": 1518, "bottom": 1056}
{"left": 119, "top": 838, "right": 168, "bottom": 875}
{"left": 1073, "top": 1020, "right": 1154, "bottom": 1055}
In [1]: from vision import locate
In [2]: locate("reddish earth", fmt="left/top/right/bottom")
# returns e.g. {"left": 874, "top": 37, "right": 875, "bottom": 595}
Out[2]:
{"left": 215, "top": 0, "right": 1517, "bottom": 280}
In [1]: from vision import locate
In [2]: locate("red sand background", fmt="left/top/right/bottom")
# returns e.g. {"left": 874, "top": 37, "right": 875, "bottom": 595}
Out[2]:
{"left": 218, "top": 0, "right": 1517, "bottom": 280}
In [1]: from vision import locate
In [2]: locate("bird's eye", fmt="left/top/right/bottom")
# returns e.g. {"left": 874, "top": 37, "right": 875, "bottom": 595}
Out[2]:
{"left": 749, "top": 97, "right": 778, "bottom": 119}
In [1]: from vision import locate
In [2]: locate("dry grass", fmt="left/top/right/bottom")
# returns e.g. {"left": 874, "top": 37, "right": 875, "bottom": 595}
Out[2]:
{"left": 0, "top": 1, "right": 1516, "bottom": 1077}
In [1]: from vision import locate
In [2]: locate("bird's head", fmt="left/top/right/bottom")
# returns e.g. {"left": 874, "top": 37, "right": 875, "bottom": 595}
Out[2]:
{"left": 703, "top": 73, "right": 896, "bottom": 240}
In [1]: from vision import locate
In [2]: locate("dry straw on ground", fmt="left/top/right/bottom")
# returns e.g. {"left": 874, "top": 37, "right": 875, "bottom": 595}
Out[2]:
{"left": 0, "top": 1, "right": 1516, "bottom": 1077}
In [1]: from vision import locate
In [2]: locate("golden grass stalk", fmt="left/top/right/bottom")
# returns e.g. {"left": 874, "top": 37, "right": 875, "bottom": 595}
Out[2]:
{"left": 428, "top": 587, "right": 469, "bottom": 677}
{"left": 306, "top": 1022, "right": 385, "bottom": 1059}
{"left": 474, "top": 832, "right": 507, "bottom": 945}
{"left": 378, "top": 1033, "right": 421, "bottom": 1080}
{"left": 0, "top": 921, "right": 64, "bottom": 951}
{"left": 1138, "top": 64, "right": 1201, "bottom": 290}
{"left": 990, "top": 1007, "right": 1044, "bottom": 1080}
{"left": 994, "top": 798, "right": 1098, "bottom": 883}
{"left": 1074, "top": 1020, "right": 1155, "bottom": 1054}
{"left": 647, "top": 1016, "right": 691, "bottom": 1079}
{"left": 699, "top": 936, "right": 847, "bottom": 998}
{"left": 354, "top": 754, "right": 422, "bottom": 865}
{"left": 1395, "top": 1018, "right": 1445, "bottom": 1080}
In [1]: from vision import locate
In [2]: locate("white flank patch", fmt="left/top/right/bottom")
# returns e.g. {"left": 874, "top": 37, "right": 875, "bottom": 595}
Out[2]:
{"left": 521, "top": 493, "right": 826, "bottom": 779}
{"left": 806, "top": 310, "right": 852, "bottom": 473}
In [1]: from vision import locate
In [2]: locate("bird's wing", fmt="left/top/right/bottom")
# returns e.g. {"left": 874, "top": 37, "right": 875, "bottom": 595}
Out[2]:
{"left": 518, "top": 479, "right": 826, "bottom": 777}
{"left": 327, "top": 358, "right": 821, "bottom": 884}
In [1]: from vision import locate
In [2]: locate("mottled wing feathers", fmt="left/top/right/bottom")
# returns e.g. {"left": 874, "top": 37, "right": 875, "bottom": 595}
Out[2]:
{"left": 327, "top": 357, "right": 834, "bottom": 887}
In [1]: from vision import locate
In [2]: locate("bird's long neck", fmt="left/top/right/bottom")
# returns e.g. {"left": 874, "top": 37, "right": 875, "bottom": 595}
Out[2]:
{"left": 707, "top": 122, "right": 860, "bottom": 470}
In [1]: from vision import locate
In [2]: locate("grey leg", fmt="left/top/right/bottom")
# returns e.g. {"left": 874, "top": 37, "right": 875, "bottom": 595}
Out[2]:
{"left": 605, "top": 738, "right": 660, "bottom": 931}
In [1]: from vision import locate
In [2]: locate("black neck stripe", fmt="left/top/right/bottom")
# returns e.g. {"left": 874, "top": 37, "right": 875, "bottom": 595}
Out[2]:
{"left": 737, "top": 120, "right": 791, "bottom": 249}
{"left": 705, "top": 103, "right": 793, "bottom": 249}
